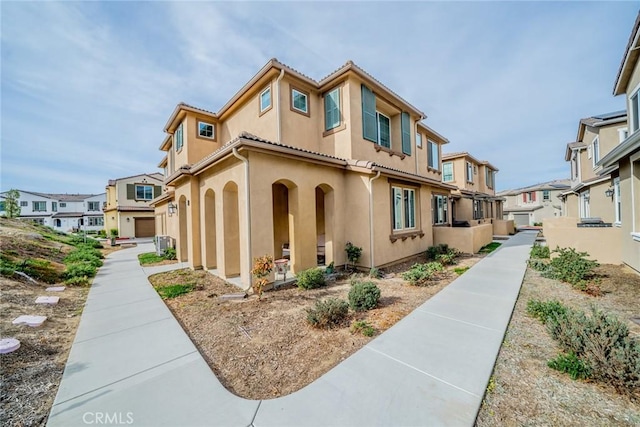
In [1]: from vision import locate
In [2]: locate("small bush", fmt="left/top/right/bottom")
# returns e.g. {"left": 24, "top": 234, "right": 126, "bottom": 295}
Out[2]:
{"left": 543, "top": 247, "right": 598, "bottom": 288}
{"left": 156, "top": 283, "right": 194, "bottom": 299}
{"left": 351, "top": 320, "right": 376, "bottom": 337}
{"left": 164, "top": 247, "right": 177, "bottom": 260}
{"left": 296, "top": 268, "right": 325, "bottom": 290}
{"left": 436, "top": 252, "right": 457, "bottom": 265}
{"left": 369, "top": 267, "right": 382, "bottom": 278}
{"left": 528, "top": 258, "right": 549, "bottom": 272}
{"left": 345, "top": 241, "right": 363, "bottom": 270}
{"left": 138, "top": 252, "right": 165, "bottom": 265}
{"left": 548, "top": 352, "right": 591, "bottom": 380}
{"left": 453, "top": 266, "right": 470, "bottom": 275}
{"left": 402, "top": 262, "right": 444, "bottom": 286}
{"left": 306, "top": 298, "right": 349, "bottom": 329}
{"left": 64, "top": 262, "right": 97, "bottom": 279}
{"left": 64, "top": 276, "right": 91, "bottom": 287}
{"left": 348, "top": 280, "right": 381, "bottom": 312}
{"left": 19, "top": 259, "right": 63, "bottom": 283}
{"left": 530, "top": 243, "right": 550, "bottom": 259}
{"left": 68, "top": 236, "right": 103, "bottom": 248}
{"left": 65, "top": 249, "right": 103, "bottom": 268}
{"left": 479, "top": 242, "right": 501, "bottom": 254}
{"left": 526, "top": 299, "right": 567, "bottom": 324}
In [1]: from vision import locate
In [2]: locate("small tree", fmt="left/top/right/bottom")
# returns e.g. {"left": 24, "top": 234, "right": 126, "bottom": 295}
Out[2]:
{"left": 345, "top": 241, "right": 362, "bottom": 271}
{"left": 251, "top": 255, "right": 273, "bottom": 300}
{"left": 4, "top": 189, "right": 21, "bottom": 218}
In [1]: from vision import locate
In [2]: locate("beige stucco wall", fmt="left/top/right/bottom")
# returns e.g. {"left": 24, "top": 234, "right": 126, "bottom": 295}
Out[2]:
{"left": 586, "top": 180, "right": 616, "bottom": 222}
{"left": 620, "top": 158, "right": 640, "bottom": 273}
{"left": 543, "top": 217, "right": 622, "bottom": 265}
{"left": 453, "top": 197, "right": 473, "bottom": 222}
{"left": 493, "top": 219, "right": 515, "bottom": 235}
{"left": 564, "top": 193, "right": 579, "bottom": 218}
{"left": 432, "top": 223, "right": 493, "bottom": 254}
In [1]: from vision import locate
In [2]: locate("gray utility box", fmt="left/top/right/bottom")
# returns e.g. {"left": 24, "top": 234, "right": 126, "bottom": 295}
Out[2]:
{"left": 156, "top": 235, "right": 171, "bottom": 256}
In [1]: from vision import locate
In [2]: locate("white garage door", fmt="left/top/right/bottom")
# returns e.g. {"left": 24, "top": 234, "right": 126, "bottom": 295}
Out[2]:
{"left": 513, "top": 213, "right": 529, "bottom": 227}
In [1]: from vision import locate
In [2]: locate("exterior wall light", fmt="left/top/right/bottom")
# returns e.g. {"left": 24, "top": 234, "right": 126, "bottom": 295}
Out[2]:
{"left": 168, "top": 202, "right": 177, "bottom": 216}
{"left": 604, "top": 188, "right": 614, "bottom": 198}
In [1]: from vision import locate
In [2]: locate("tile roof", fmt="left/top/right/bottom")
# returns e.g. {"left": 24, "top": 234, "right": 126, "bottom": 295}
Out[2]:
{"left": 497, "top": 179, "right": 571, "bottom": 196}
{"left": 107, "top": 173, "right": 164, "bottom": 186}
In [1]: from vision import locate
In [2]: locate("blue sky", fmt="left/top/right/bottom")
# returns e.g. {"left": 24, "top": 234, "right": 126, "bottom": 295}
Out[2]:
{"left": 1, "top": 1, "right": 637, "bottom": 193}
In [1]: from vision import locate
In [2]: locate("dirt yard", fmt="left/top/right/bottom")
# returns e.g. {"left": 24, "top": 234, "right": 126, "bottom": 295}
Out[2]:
{"left": 476, "top": 265, "right": 640, "bottom": 426}
{"left": 148, "top": 254, "right": 484, "bottom": 399}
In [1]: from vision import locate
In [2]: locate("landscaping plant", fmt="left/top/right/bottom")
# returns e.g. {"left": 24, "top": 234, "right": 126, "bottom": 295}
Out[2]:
{"left": 306, "top": 298, "right": 349, "bottom": 329}
{"left": 530, "top": 242, "right": 550, "bottom": 259}
{"left": 296, "top": 267, "right": 325, "bottom": 290}
{"left": 348, "top": 280, "right": 381, "bottom": 312}
{"left": 345, "top": 241, "right": 362, "bottom": 271}
{"left": 251, "top": 255, "right": 274, "bottom": 300}
{"left": 402, "top": 262, "right": 444, "bottom": 286}
{"left": 544, "top": 247, "right": 599, "bottom": 290}
{"left": 351, "top": 320, "right": 376, "bottom": 337}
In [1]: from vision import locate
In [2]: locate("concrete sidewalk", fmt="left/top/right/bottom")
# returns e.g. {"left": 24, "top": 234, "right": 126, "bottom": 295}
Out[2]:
{"left": 48, "top": 231, "right": 537, "bottom": 426}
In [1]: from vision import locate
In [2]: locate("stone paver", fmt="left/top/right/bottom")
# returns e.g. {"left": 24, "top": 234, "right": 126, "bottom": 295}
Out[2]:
{"left": 48, "top": 231, "right": 537, "bottom": 426}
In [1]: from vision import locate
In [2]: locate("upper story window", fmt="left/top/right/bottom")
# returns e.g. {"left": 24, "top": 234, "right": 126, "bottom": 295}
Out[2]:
{"left": 592, "top": 137, "right": 600, "bottom": 167}
{"left": 20, "top": 201, "right": 28, "bottom": 207}
{"left": 60, "top": 202, "right": 67, "bottom": 208}
{"left": 416, "top": 132, "right": 422, "bottom": 148}
{"left": 175, "top": 123, "right": 184, "bottom": 151}
{"left": 466, "top": 162, "right": 473, "bottom": 183}
{"left": 614, "top": 176, "right": 621, "bottom": 224}
{"left": 433, "top": 194, "right": 448, "bottom": 225}
{"left": 543, "top": 190, "right": 550, "bottom": 201}
{"left": 52, "top": 202, "right": 57, "bottom": 212}
{"left": 361, "top": 84, "right": 411, "bottom": 155}
{"left": 198, "top": 121, "right": 214, "bottom": 139}
{"left": 32, "top": 201, "right": 46, "bottom": 212}
{"left": 324, "top": 87, "right": 341, "bottom": 131}
{"left": 442, "top": 162, "right": 454, "bottom": 182}
{"left": 571, "top": 153, "right": 579, "bottom": 180}
{"left": 392, "top": 186, "right": 416, "bottom": 231}
{"left": 0, "top": 201, "right": 5, "bottom": 211}
{"left": 136, "top": 185, "right": 154, "bottom": 201}
{"left": 87, "top": 201, "right": 101, "bottom": 211}
{"left": 260, "top": 87, "right": 272, "bottom": 113}
{"left": 291, "top": 87, "right": 309, "bottom": 116}
{"left": 485, "top": 168, "right": 495, "bottom": 189}
{"left": 631, "top": 90, "right": 639, "bottom": 133}
{"left": 427, "top": 140, "right": 439, "bottom": 170}
{"left": 619, "top": 128, "right": 629, "bottom": 143}
{"left": 523, "top": 191, "right": 536, "bottom": 203}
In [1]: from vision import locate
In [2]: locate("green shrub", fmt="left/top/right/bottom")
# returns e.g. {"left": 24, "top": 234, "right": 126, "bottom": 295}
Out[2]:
{"left": 68, "top": 236, "right": 103, "bottom": 248}
{"left": 138, "top": 252, "right": 165, "bottom": 265}
{"left": 64, "top": 276, "right": 91, "bottom": 286}
{"left": 19, "top": 259, "right": 62, "bottom": 283}
{"left": 369, "top": 267, "right": 382, "bottom": 278}
{"left": 157, "top": 283, "right": 194, "bottom": 299}
{"left": 164, "top": 247, "right": 177, "bottom": 260}
{"left": 426, "top": 243, "right": 450, "bottom": 261}
{"left": 453, "top": 266, "right": 470, "bottom": 275}
{"left": 348, "top": 280, "right": 381, "bottom": 312}
{"left": 402, "top": 262, "right": 444, "bottom": 286}
{"left": 528, "top": 258, "right": 550, "bottom": 272}
{"left": 543, "top": 247, "right": 598, "bottom": 288}
{"left": 530, "top": 243, "right": 550, "bottom": 259}
{"left": 0, "top": 254, "right": 17, "bottom": 277}
{"left": 306, "top": 298, "right": 349, "bottom": 329}
{"left": 345, "top": 241, "right": 363, "bottom": 270}
{"left": 479, "top": 242, "right": 501, "bottom": 254}
{"left": 436, "top": 252, "right": 457, "bottom": 265}
{"left": 64, "top": 249, "right": 103, "bottom": 268}
{"left": 351, "top": 320, "right": 376, "bottom": 337}
{"left": 296, "top": 268, "right": 326, "bottom": 290}
{"left": 526, "top": 299, "right": 568, "bottom": 324}
{"left": 548, "top": 352, "right": 591, "bottom": 380}
{"left": 64, "top": 262, "right": 97, "bottom": 279}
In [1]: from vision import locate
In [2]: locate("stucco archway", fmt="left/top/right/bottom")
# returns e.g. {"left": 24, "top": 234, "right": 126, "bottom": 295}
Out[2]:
{"left": 203, "top": 189, "right": 217, "bottom": 269}
{"left": 222, "top": 182, "right": 241, "bottom": 277}
{"left": 315, "top": 184, "right": 334, "bottom": 266}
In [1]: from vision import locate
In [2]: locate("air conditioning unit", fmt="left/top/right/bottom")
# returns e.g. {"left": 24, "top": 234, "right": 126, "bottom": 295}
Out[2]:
{"left": 156, "top": 235, "right": 171, "bottom": 256}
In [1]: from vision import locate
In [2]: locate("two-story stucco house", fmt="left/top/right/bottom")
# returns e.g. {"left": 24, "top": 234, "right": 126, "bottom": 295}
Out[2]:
{"left": 499, "top": 179, "right": 570, "bottom": 226}
{"left": 153, "top": 59, "right": 469, "bottom": 287}
{"left": 0, "top": 190, "right": 106, "bottom": 232}
{"left": 103, "top": 173, "right": 164, "bottom": 238}
{"left": 560, "top": 110, "right": 628, "bottom": 222}
{"left": 545, "top": 12, "right": 640, "bottom": 273}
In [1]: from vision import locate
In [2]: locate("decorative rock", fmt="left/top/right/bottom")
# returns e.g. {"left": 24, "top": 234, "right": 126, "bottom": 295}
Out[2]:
{"left": 35, "top": 296, "right": 60, "bottom": 305}
{"left": 0, "top": 338, "right": 20, "bottom": 354}
{"left": 12, "top": 315, "right": 47, "bottom": 327}
{"left": 46, "top": 286, "right": 66, "bottom": 292}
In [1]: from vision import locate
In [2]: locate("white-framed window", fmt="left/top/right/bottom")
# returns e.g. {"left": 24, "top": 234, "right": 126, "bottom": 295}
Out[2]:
{"left": 592, "top": 137, "right": 600, "bottom": 167}
{"left": 135, "top": 185, "right": 154, "bottom": 201}
{"left": 59, "top": 202, "right": 67, "bottom": 208}
{"left": 619, "top": 127, "right": 629, "bottom": 143}
{"left": 433, "top": 194, "right": 448, "bottom": 225}
{"left": 175, "top": 123, "right": 184, "bottom": 151}
{"left": 416, "top": 132, "right": 422, "bottom": 148}
{"left": 466, "top": 162, "right": 473, "bottom": 183}
{"left": 376, "top": 112, "right": 391, "bottom": 148}
{"left": 32, "top": 201, "right": 46, "bottom": 212}
{"left": 442, "top": 162, "right": 454, "bottom": 182}
{"left": 260, "top": 87, "right": 271, "bottom": 113}
{"left": 571, "top": 153, "right": 578, "bottom": 180}
{"left": 198, "top": 121, "right": 214, "bottom": 139}
{"left": 580, "top": 190, "right": 590, "bottom": 218}
{"left": 392, "top": 186, "right": 416, "bottom": 231}
{"left": 613, "top": 177, "right": 621, "bottom": 224}
{"left": 324, "top": 87, "right": 341, "bottom": 131}
{"left": 631, "top": 90, "right": 639, "bottom": 133}
{"left": 473, "top": 199, "right": 484, "bottom": 219}
{"left": 291, "top": 88, "right": 308, "bottom": 114}
{"left": 52, "top": 202, "right": 57, "bottom": 212}
{"left": 523, "top": 191, "right": 536, "bottom": 203}
{"left": 427, "top": 140, "right": 439, "bottom": 170}
{"left": 543, "top": 190, "right": 550, "bottom": 201}
{"left": 88, "top": 217, "right": 104, "bottom": 226}
{"left": 87, "top": 201, "right": 100, "bottom": 211}
{"left": 20, "top": 201, "right": 28, "bottom": 207}
{"left": 485, "top": 169, "right": 495, "bottom": 189}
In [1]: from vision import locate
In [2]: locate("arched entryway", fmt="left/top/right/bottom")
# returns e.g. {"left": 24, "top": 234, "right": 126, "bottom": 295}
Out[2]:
{"left": 222, "top": 182, "right": 240, "bottom": 277}
{"left": 203, "top": 189, "right": 217, "bottom": 269}
{"left": 178, "top": 196, "right": 188, "bottom": 262}
{"left": 272, "top": 181, "right": 294, "bottom": 262}
{"left": 315, "top": 184, "right": 334, "bottom": 266}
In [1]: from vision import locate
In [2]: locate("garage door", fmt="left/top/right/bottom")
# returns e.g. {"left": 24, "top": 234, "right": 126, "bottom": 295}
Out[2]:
{"left": 134, "top": 218, "right": 155, "bottom": 237}
{"left": 513, "top": 213, "right": 530, "bottom": 227}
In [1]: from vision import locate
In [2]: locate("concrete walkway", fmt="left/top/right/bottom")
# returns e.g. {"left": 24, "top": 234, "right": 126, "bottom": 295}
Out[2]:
{"left": 47, "top": 231, "right": 538, "bottom": 427}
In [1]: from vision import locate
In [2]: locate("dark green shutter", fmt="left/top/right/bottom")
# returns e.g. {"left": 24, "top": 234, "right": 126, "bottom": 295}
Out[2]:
{"left": 401, "top": 112, "right": 411, "bottom": 155}
{"left": 362, "top": 85, "right": 377, "bottom": 142}
{"left": 154, "top": 186, "right": 162, "bottom": 198}
{"left": 126, "top": 184, "right": 135, "bottom": 200}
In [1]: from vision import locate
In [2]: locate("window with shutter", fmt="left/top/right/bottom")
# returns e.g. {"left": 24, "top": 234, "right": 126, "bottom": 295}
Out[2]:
{"left": 324, "top": 88, "right": 341, "bottom": 131}
{"left": 401, "top": 112, "right": 411, "bottom": 155}
{"left": 362, "top": 85, "right": 377, "bottom": 142}
{"left": 377, "top": 113, "right": 391, "bottom": 148}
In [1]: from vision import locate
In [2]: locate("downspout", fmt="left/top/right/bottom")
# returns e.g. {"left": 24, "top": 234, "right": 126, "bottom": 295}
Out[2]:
{"left": 276, "top": 69, "right": 285, "bottom": 143}
{"left": 414, "top": 120, "right": 420, "bottom": 174}
{"left": 232, "top": 147, "right": 252, "bottom": 293}
{"left": 368, "top": 171, "right": 382, "bottom": 268}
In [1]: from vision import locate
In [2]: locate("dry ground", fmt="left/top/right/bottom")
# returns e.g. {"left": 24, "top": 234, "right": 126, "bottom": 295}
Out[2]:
{"left": 476, "top": 265, "right": 640, "bottom": 426}
{"left": 148, "top": 254, "right": 483, "bottom": 399}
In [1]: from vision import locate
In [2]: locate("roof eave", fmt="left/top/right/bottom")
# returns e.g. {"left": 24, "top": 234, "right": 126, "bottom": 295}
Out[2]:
{"left": 614, "top": 12, "right": 640, "bottom": 96}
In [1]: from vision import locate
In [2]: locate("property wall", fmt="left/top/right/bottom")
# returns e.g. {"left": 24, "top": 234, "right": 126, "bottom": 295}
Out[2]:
{"left": 543, "top": 217, "right": 622, "bottom": 265}
{"left": 453, "top": 197, "right": 473, "bottom": 222}
{"left": 493, "top": 219, "right": 515, "bottom": 235}
{"left": 620, "top": 157, "right": 640, "bottom": 273}
{"left": 432, "top": 223, "right": 493, "bottom": 254}
{"left": 564, "top": 193, "right": 579, "bottom": 217}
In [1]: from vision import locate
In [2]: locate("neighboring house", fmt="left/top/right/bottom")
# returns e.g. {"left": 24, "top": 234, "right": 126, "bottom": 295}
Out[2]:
{"left": 103, "top": 173, "right": 164, "bottom": 238}
{"left": 440, "top": 152, "right": 504, "bottom": 226}
{"left": 499, "top": 179, "right": 570, "bottom": 226}
{"left": 0, "top": 190, "right": 106, "bottom": 232}
{"left": 153, "top": 59, "right": 469, "bottom": 287}
{"left": 560, "top": 110, "right": 628, "bottom": 222}
{"left": 545, "top": 12, "right": 640, "bottom": 273}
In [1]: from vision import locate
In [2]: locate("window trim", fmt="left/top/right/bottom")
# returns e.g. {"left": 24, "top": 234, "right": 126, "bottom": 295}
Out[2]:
{"left": 466, "top": 161, "right": 474, "bottom": 183}
{"left": 290, "top": 86, "right": 310, "bottom": 116}
{"left": 391, "top": 184, "right": 418, "bottom": 233}
{"left": 630, "top": 88, "right": 640, "bottom": 133}
{"left": 323, "top": 86, "right": 345, "bottom": 135}
{"left": 196, "top": 121, "right": 216, "bottom": 141}
{"left": 618, "top": 127, "right": 629, "bottom": 144}
{"left": 442, "top": 162, "right": 454, "bottom": 182}
{"left": 542, "top": 190, "right": 550, "bottom": 201}
{"left": 32, "top": 201, "right": 47, "bottom": 212}
{"left": 592, "top": 136, "right": 600, "bottom": 168}
{"left": 135, "top": 184, "right": 154, "bottom": 201}
{"left": 433, "top": 193, "right": 448, "bottom": 225}
{"left": 613, "top": 176, "right": 621, "bottom": 225}
{"left": 376, "top": 111, "right": 391, "bottom": 149}
{"left": 427, "top": 140, "right": 439, "bottom": 171}
{"left": 175, "top": 122, "right": 184, "bottom": 152}
{"left": 416, "top": 132, "right": 422, "bottom": 148}
{"left": 52, "top": 202, "right": 57, "bottom": 212}
{"left": 486, "top": 168, "right": 494, "bottom": 189}
{"left": 87, "top": 201, "right": 101, "bottom": 211}
{"left": 20, "top": 201, "right": 28, "bottom": 207}
{"left": 259, "top": 85, "right": 272, "bottom": 115}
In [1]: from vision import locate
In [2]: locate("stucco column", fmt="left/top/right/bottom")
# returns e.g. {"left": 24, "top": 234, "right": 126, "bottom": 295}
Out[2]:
{"left": 187, "top": 179, "right": 202, "bottom": 269}
{"left": 289, "top": 185, "right": 317, "bottom": 273}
